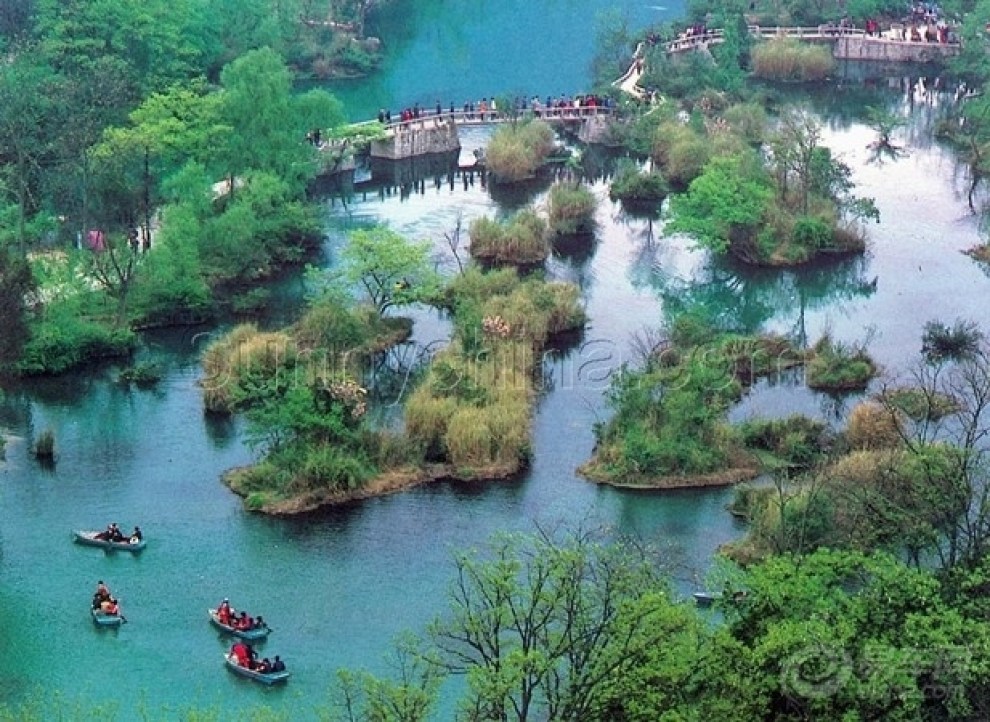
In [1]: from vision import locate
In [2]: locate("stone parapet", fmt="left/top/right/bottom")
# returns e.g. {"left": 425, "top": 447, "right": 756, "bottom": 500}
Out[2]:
{"left": 370, "top": 119, "right": 461, "bottom": 159}
{"left": 833, "top": 36, "right": 959, "bottom": 62}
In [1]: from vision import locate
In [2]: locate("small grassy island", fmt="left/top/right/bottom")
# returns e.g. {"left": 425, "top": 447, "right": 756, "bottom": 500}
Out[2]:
{"left": 210, "top": 224, "right": 585, "bottom": 512}
{"left": 579, "top": 320, "right": 809, "bottom": 488}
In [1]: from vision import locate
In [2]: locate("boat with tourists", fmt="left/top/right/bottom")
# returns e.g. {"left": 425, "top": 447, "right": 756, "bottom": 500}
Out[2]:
{"left": 224, "top": 652, "right": 289, "bottom": 685}
{"left": 209, "top": 607, "right": 271, "bottom": 640}
{"left": 74, "top": 525, "right": 146, "bottom": 552}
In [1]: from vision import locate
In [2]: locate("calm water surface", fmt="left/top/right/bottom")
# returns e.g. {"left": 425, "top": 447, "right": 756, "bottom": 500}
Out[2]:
{"left": 2, "top": 11, "right": 989, "bottom": 722}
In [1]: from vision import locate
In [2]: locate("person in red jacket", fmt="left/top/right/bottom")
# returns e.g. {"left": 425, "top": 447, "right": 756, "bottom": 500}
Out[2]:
{"left": 231, "top": 642, "right": 249, "bottom": 667}
{"left": 217, "top": 598, "right": 232, "bottom": 626}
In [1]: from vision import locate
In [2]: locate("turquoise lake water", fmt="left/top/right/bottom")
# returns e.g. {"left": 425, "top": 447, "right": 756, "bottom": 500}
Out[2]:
{"left": 3, "top": 1, "right": 990, "bottom": 717}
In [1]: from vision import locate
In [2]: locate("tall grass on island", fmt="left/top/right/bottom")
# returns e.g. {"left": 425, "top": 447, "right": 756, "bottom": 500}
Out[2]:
{"left": 203, "top": 300, "right": 415, "bottom": 511}
{"left": 751, "top": 38, "right": 834, "bottom": 82}
{"left": 469, "top": 209, "right": 549, "bottom": 266}
{"left": 548, "top": 181, "right": 598, "bottom": 235}
{"left": 485, "top": 120, "right": 556, "bottom": 183}
{"left": 405, "top": 268, "right": 584, "bottom": 478}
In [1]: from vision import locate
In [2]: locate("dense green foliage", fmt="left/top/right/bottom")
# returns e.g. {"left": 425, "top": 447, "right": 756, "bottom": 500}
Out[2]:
{"left": 805, "top": 332, "right": 877, "bottom": 391}
{"left": 607, "top": 159, "right": 669, "bottom": 208}
{"left": 327, "top": 533, "right": 990, "bottom": 722}
{"left": 0, "top": 0, "right": 359, "bottom": 373}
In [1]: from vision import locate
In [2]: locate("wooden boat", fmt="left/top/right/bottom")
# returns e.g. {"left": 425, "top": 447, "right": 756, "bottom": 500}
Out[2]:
{"left": 73, "top": 530, "right": 146, "bottom": 553}
{"left": 224, "top": 653, "right": 289, "bottom": 685}
{"left": 209, "top": 609, "right": 271, "bottom": 640}
{"left": 91, "top": 608, "right": 123, "bottom": 627}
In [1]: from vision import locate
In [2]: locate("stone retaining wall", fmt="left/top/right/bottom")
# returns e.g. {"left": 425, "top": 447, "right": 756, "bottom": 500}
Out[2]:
{"left": 833, "top": 36, "right": 959, "bottom": 62}
{"left": 370, "top": 119, "right": 461, "bottom": 159}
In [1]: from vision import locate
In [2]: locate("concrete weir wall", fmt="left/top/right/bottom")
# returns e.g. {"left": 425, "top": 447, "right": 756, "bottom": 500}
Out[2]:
{"left": 833, "top": 37, "right": 960, "bottom": 62}
{"left": 370, "top": 119, "right": 461, "bottom": 160}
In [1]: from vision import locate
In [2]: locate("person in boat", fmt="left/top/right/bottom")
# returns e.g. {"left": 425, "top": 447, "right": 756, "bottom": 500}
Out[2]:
{"left": 271, "top": 655, "right": 286, "bottom": 673}
{"left": 246, "top": 643, "right": 258, "bottom": 669}
{"left": 217, "top": 598, "right": 233, "bottom": 626}
{"left": 235, "top": 612, "right": 254, "bottom": 631}
{"left": 256, "top": 658, "right": 272, "bottom": 674}
{"left": 129, "top": 526, "right": 142, "bottom": 543}
{"left": 253, "top": 615, "right": 268, "bottom": 631}
{"left": 95, "top": 524, "right": 114, "bottom": 541}
{"left": 231, "top": 642, "right": 250, "bottom": 667}
{"left": 100, "top": 596, "right": 119, "bottom": 615}
{"left": 109, "top": 524, "right": 125, "bottom": 542}
{"left": 95, "top": 580, "right": 111, "bottom": 601}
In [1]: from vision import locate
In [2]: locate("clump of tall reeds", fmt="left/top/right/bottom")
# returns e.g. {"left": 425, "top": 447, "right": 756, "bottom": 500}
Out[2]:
{"left": 845, "top": 401, "right": 904, "bottom": 450}
{"left": 751, "top": 39, "right": 834, "bottom": 82}
{"left": 547, "top": 181, "right": 597, "bottom": 235}
{"left": 405, "top": 272, "right": 584, "bottom": 475}
{"left": 485, "top": 120, "right": 556, "bottom": 182}
{"left": 469, "top": 209, "right": 549, "bottom": 265}
{"left": 201, "top": 324, "right": 295, "bottom": 412}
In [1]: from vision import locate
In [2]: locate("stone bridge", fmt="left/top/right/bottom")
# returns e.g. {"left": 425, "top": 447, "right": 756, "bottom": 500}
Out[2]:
{"left": 614, "top": 24, "right": 961, "bottom": 99}
{"left": 666, "top": 24, "right": 960, "bottom": 61}
{"left": 337, "top": 106, "right": 615, "bottom": 161}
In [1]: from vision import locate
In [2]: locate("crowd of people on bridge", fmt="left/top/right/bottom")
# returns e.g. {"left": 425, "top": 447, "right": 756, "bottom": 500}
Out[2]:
{"left": 376, "top": 93, "right": 613, "bottom": 128}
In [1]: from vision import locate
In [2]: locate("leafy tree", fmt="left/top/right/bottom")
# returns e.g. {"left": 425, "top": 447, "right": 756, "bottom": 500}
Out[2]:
{"left": 218, "top": 47, "right": 319, "bottom": 193}
{"left": 79, "top": 232, "right": 142, "bottom": 327}
{"left": 769, "top": 107, "right": 822, "bottom": 215}
{"left": 0, "top": 245, "right": 36, "bottom": 368}
{"left": 872, "top": 339, "right": 990, "bottom": 570}
{"left": 425, "top": 528, "right": 674, "bottom": 722}
{"left": 666, "top": 151, "right": 773, "bottom": 256}
{"left": 35, "top": 0, "right": 208, "bottom": 93}
{"left": 331, "top": 226, "right": 440, "bottom": 316}
{"left": 0, "top": 57, "right": 59, "bottom": 248}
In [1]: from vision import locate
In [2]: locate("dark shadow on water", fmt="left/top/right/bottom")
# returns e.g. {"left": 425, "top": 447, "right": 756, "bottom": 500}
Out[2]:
{"left": 203, "top": 412, "right": 238, "bottom": 450}
{"left": 551, "top": 231, "right": 597, "bottom": 267}
{"left": 487, "top": 173, "right": 554, "bottom": 211}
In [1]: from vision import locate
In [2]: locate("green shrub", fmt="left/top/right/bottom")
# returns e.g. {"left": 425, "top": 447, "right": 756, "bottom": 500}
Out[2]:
{"left": 608, "top": 160, "right": 669, "bottom": 204}
{"left": 652, "top": 121, "right": 711, "bottom": 188}
{"left": 751, "top": 39, "right": 834, "bottom": 82}
{"left": 548, "top": 182, "right": 597, "bottom": 235}
{"left": 921, "top": 319, "right": 983, "bottom": 363}
{"left": 118, "top": 361, "right": 164, "bottom": 387}
{"left": 793, "top": 215, "right": 834, "bottom": 250}
{"left": 739, "top": 415, "right": 829, "bottom": 469}
{"left": 806, "top": 334, "right": 877, "bottom": 391}
{"left": 17, "top": 316, "right": 137, "bottom": 375}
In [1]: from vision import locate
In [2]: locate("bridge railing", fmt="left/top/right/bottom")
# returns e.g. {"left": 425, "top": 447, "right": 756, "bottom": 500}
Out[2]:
{"left": 665, "top": 24, "right": 867, "bottom": 52}
{"left": 343, "top": 106, "right": 615, "bottom": 135}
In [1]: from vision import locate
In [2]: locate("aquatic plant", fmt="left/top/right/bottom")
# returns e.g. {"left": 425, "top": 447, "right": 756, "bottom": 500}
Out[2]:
{"left": 485, "top": 120, "right": 556, "bottom": 182}
{"left": 468, "top": 209, "right": 549, "bottom": 265}
{"left": 547, "top": 181, "right": 597, "bottom": 235}
{"left": 751, "top": 38, "right": 834, "bottom": 82}
{"left": 805, "top": 333, "right": 877, "bottom": 391}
